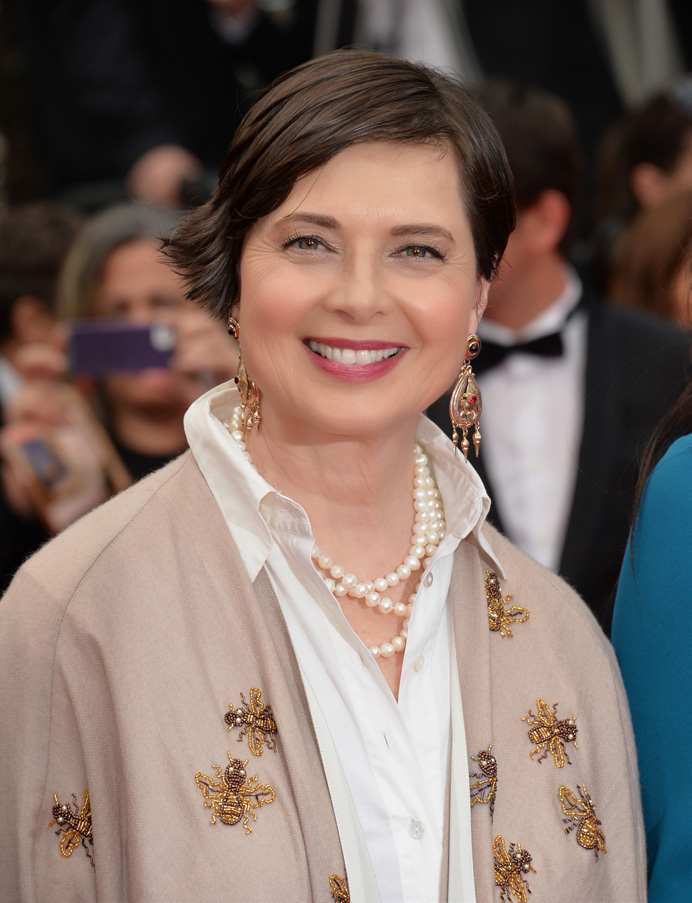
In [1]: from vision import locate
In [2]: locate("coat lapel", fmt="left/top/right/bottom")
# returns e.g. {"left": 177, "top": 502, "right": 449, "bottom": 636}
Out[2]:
{"left": 449, "top": 540, "right": 496, "bottom": 900}
{"left": 246, "top": 566, "right": 350, "bottom": 901}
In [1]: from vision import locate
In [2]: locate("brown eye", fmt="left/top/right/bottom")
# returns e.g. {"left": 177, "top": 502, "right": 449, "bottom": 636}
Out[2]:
{"left": 402, "top": 244, "right": 443, "bottom": 260}
{"left": 296, "top": 237, "right": 321, "bottom": 251}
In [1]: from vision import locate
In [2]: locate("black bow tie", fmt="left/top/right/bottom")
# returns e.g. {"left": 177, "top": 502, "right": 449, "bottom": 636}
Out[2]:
{"left": 474, "top": 331, "right": 564, "bottom": 374}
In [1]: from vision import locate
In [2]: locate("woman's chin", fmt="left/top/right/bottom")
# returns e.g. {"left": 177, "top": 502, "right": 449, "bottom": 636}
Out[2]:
{"left": 260, "top": 397, "right": 423, "bottom": 444}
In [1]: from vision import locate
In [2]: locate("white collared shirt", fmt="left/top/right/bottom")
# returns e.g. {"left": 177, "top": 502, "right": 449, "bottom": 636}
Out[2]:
{"left": 185, "top": 384, "right": 502, "bottom": 903}
{"left": 479, "top": 265, "right": 587, "bottom": 571}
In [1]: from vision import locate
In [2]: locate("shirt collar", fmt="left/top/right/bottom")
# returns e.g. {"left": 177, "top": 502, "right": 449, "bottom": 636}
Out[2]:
{"left": 480, "top": 264, "right": 582, "bottom": 344}
{"left": 185, "top": 382, "right": 505, "bottom": 581}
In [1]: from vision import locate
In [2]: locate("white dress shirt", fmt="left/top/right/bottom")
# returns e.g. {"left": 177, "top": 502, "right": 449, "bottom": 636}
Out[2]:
{"left": 185, "top": 383, "right": 502, "bottom": 903}
{"left": 478, "top": 265, "right": 587, "bottom": 571}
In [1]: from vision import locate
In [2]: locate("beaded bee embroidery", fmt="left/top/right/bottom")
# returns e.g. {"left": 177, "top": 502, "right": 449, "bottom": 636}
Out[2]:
{"left": 195, "top": 752, "right": 275, "bottom": 833}
{"left": 523, "top": 698, "right": 578, "bottom": 767}
{"left": 329, "top": 874, "right": 350, "bottom": 902}
{"left": 493, "top": 835, "right": 535, "bottom": 903}
{"left": 559, "top": 783, "right": 607, "bottom": 859}
{"left": 224, "top": 688, "right": 278, "bottom": 756}
{"left": 49, "top": 789, "right": 94, "bottom": 865}
{"left": 485, "top": 570, "right": 529, "bottom": 637}
{"left": 469, "top": 744, "right": 498, "bottom": 816}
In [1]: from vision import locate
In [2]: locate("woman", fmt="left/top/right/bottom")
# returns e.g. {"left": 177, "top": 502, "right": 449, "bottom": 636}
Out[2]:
{"left": 591, "top": 74, "right": 692, "bottom": 291}
{"left": 0, "top": 51, "right": 645, "bottom": 902}
{"left": 0, "top": 203, "right": 235, "bottom": 568}
{"left": 608, "top": 188, "right": 692, "bottom": 330}
{"left": 612, "top": 382, "right": 692, "bottom": 902}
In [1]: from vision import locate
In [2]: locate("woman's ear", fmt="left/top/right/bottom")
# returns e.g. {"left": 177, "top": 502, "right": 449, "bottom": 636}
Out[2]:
{"left": 469, "top": 280, "right": 490, "bottom": 332}
{"left": 228, "top": 303, "right": 240, "bottom": 342}
{"left": 630, "top": 162, "right": 671, "bottom": 208}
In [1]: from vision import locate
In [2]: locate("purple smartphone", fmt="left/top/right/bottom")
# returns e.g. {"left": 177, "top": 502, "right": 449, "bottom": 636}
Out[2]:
{"left": 67, "top": 320, "right": 176, "bottom": 377}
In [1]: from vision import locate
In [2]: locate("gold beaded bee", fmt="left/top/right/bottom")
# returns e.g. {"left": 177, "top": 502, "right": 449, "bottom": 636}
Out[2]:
{"left": 485, "top": 570, "right": 530, "bottom": 637}
{"left": 559, "top": 783, "right": 607, "bottom": 859}
{"left": 523, "top": 698, "right": 578, "bottom": 767}
{"left": 224, "top": 688, "right": 278, "bottom": 756}
{"left": 329, "top": 874, "right": 350, "bottom": 902}
{"left": 469, "top": 744, "right": 498, "bottom": 816}
{"left": 195, "top": 752, "right": 275, "bottom": 833}
{"left": 493, "top": 835, "right": 535, "bottom": 903}
{"left": 49, "top": 789, "right": 94, "bottom": 865}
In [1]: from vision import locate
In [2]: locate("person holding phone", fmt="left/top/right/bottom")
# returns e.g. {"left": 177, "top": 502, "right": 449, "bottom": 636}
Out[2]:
{"left": 0, "top": 202, "right": 237, "bottom": 583}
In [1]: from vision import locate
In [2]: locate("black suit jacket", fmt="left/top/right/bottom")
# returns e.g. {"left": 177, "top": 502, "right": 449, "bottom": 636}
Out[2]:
{"left": 427, "top": 294, "right": 690, "bottom": 635}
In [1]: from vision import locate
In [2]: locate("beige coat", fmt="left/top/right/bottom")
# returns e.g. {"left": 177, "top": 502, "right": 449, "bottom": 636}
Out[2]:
{"left": 0, "top": 452, "right": 646, "bottom": 902}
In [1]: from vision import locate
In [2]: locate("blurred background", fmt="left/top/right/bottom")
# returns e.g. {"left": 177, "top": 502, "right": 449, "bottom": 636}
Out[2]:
{"left": 0, "top": 0, "right": 690, "bottom": 214}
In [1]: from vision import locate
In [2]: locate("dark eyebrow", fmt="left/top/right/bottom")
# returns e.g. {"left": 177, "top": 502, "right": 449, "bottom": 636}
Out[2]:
{"left": 390, "top": 224, "right": 455, "bottom": 243}
{"left": 275, "top": 214, "right": 455, "bottom": 244}
{"left": 275, "top": 213, "right": 339, "bottom": 229}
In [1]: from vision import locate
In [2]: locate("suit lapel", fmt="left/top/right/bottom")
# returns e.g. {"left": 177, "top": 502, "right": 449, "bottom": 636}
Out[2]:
{"left": 558, "top": 299, "right": 620, "bottom": 596}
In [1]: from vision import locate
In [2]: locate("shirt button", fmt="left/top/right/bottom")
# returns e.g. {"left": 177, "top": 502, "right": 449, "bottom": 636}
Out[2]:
{"left": 413, "top": 654, "right": 425, "bottom": 672}
{"left": 408, "top": 819, "right": 425, "bottom": 839}
{"left": 424, "top": 572, "right": 434, "bottom": 587}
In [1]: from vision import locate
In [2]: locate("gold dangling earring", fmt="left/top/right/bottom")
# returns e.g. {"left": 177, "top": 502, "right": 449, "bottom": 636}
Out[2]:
{"left": 449, "top": 334, "right": 482, "bottom": 462}
{"left": 228, "top": 315, "right": 261, "bottom": 439}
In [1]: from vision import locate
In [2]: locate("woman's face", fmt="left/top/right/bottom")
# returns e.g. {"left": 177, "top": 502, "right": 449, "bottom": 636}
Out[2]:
{"left": 92, "top": 239, "right": 189, "bottom": 410}
{"left": 236, "top": 141, "right": 487, "bottom": 442}
{"left": 93, "top": 239, "right": 187, "bottom": 323}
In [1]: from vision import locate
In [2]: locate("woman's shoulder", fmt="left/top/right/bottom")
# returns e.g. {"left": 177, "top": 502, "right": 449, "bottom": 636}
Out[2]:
{"left": 634, "top": 433, "right": 692, "bottom": 551}
{"left": 648, "top": 433, "right": 692, "bottom": 488}
{"left": 614, "top": 433, "right": 692, "bottom": 622}
{"left": 481, "top": 521, "right": 612, "bottom": 647}
{"left": 1, "top": 451, "right": 207, "bottom": 614}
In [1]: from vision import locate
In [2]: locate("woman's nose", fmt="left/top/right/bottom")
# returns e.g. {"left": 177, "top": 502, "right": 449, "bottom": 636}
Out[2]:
{"left": 325, "top": 256, "right": 392, "bottom": 322}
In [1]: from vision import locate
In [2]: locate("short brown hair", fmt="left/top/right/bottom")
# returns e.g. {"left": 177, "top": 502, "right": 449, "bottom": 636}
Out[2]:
{"left": 476, "top": 79, "right": 583, "bottom": 253}
{"left": 164, "top": 49, "right": 515, "bottom": 319}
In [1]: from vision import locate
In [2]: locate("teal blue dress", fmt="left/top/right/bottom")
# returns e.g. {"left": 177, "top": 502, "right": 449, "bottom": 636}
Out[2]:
{"left": 612, "top": 434, "right": 692, "bottom": 903}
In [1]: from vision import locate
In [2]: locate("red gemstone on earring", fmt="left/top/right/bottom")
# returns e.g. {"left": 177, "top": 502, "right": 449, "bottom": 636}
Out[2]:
{"left": 469, "top": 394, "right": 477, "bottom": 404}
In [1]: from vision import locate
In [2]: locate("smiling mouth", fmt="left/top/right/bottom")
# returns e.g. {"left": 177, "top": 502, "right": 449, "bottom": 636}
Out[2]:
{"left": 307, "top": 340, "right": 403, "bottom": 365}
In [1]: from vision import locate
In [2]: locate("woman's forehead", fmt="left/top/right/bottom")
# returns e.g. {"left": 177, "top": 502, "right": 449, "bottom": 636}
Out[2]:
{"left": 263, "top": 141, "right": 466, "bottom": 224}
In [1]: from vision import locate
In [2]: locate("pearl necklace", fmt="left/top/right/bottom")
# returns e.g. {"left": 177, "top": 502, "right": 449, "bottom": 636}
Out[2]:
{"left": 226, "top": 406, "right": 446, "bottom": 659}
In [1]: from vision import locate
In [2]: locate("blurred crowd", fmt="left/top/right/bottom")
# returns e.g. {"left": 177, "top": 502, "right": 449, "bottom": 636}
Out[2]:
{"left": 0, "top": 0, "right": 690, "bottom": 615}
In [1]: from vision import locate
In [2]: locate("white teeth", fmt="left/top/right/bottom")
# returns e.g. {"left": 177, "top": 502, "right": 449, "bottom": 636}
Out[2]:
{"left": 308, "top": 341, "right": 401, "bottom": 365}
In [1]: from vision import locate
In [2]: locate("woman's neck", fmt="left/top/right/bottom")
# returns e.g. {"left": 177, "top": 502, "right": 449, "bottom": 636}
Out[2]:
{"left": 248, "top": 416, "right": 420, "bottom": 551}
{"left": 244, "top": 409, "right": 437, "bottom": 700}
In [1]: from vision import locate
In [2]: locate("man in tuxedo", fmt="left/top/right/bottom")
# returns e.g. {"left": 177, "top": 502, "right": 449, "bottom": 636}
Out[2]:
{"left": 427, "top": 80, "right": 690, "bottom": 635}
